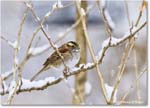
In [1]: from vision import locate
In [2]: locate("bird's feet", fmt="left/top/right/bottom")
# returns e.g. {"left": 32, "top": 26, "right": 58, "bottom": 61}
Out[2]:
{"left": 63, "top": 66, "right": 70, "bottom": 78}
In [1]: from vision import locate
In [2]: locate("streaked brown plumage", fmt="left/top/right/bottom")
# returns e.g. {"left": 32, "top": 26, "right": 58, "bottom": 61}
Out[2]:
{"left": 30, "top": 41, "right": 80, "bottom": 81}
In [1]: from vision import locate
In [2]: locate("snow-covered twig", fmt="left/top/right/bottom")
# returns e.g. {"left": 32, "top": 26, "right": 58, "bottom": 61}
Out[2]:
{"left": 97, "top": 21, "right": 146, "bottom": 64}
{"left": 1, "top": 36, "right": 18, "bottom": 49}
{"left": 1, "top": 69, "right": 13, "bottom": 80}
{"left": 0, "top": 21, "right": 146, "bottom": 96}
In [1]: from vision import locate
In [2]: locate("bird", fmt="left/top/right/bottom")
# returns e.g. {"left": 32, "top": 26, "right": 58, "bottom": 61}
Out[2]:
{"left": 30, "top": 41, "right": 80, "bottom": 81}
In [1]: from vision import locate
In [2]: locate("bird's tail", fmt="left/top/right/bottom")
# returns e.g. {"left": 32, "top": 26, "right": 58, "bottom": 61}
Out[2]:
{"left": 30, "top": 67, "right": 45, "bottom": 82}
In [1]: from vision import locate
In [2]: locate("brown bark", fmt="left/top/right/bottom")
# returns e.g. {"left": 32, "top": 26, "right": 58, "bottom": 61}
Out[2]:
{"left": 72, "top": 1, "right": 87, "bottom": 104}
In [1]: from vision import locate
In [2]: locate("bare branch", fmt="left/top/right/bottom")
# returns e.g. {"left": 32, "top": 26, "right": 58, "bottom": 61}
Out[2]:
{"left": 73, "top": 0, "right": 87, "bottom": 104}
{"left": 118, "top": 68, "right": 147, "bottom": 105}
{"left": 7, "top": 7, "right": 29, "bottom": 105}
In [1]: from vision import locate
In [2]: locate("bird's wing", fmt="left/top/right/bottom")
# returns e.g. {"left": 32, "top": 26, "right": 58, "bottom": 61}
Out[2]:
{"left": 43, "top": 46, "right": 68, "bottom": 66}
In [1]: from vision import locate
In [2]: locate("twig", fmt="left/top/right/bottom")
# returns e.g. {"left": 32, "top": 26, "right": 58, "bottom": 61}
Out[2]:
{"left": 73, "top": 0, "right": 87, "bottom": 104}
{"left": 1, "top": 69, "right": 13, "bottom": 81}
{"left": 109, "top": 37, "right": 135, "bottom": 104}
{"left": 133, "top": 45, "right": 141, "bottom": 100}
{"left": 118, "top": 68, "right": 147, "bottom": 105}
{"left": 1, "top": 36, "right": 17, "bottom": 49}
{"left": 75, "top": 0, "right": 109, "bottom": 103}
{"left": 135, "top": 0, "right": 147, "bottom": 27}
{"left": 124, "top": 0, "right": 131, "bottom": 25}
{"left": 109, "top": 1, "right": 147, "bottom": 104}
{"left": 7, "top": 7, "right": 29, "bottom": 105}
{"left": 124, "top": 0, "right": 141, "bottom": 101}
{"left": 97, "top": 0, "right": 114, "bottom": 45}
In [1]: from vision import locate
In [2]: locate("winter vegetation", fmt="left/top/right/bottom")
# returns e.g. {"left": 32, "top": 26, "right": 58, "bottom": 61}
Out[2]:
{"left": 1, "top": 0, "right": 147, "bottom": 105}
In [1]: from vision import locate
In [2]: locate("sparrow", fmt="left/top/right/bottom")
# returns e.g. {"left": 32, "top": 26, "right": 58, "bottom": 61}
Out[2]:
{"left": 30, "top": 41, "right": 80, "bottom": 81}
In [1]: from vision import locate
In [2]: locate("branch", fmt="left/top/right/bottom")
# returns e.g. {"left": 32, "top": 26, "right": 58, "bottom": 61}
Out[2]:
{"left": 1, "top": 69, "right": 13, "bottom": 81}
{"left": 73, "top": 0, "right": 87, "bottom": 104}
{"left": 118, "top": 68, "right": 147, "bottom": 105}
{"left": 75, "top": 0, "right": 109, "bottom": 103}
{"left": 1, "top": 21, "right": 146, "bottom": 96}
{"left": 97, "top": 0, "right": 115, "bottom": 38}
{"left": 7, "top": 7, "right": 29, "bottom": 105}
{"left": 108, "top": 1, "right": 147, "bottom": 104}
{"left": 109, "top": 36, "right": 135, "bottom": 104}
{"left": 1, "top": 36, "right": 18, "bottom": 49}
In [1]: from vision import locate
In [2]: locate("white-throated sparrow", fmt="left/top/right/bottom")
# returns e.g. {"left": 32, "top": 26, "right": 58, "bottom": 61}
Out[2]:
{"left": 30, "top": 41, "right": 80, "bottom": 81}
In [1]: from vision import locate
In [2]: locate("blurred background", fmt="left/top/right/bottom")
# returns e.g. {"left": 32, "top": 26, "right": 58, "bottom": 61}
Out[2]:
{"left": 1, "top": 0, "right": 147, "bottom": 105}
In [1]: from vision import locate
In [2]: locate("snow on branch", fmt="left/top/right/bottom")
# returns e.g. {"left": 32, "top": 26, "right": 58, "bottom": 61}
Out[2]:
{"left": 1, "top": 36, "right": 18, "bottom": 49}
{"left": 0, "top": 64, "right": 95, "bottom": 95}
{"left": 28, "top": 44, "right": 49, "bottom": 56}
{"left": 0, "top": 21, "right": 146, "bottom": 95}
{"left": 97, "top": 21, "right": 147, "bottom": 62}
{"left": 1, "top": 69, "right": 13, "bottom": 80}
{"left": 1, "top": 3, "right": 94, "bottom": 83}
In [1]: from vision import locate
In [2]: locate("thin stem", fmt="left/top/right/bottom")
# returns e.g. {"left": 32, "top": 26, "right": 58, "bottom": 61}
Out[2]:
{"left": 75, "top": 0, "right": 109, "bottom": 103}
